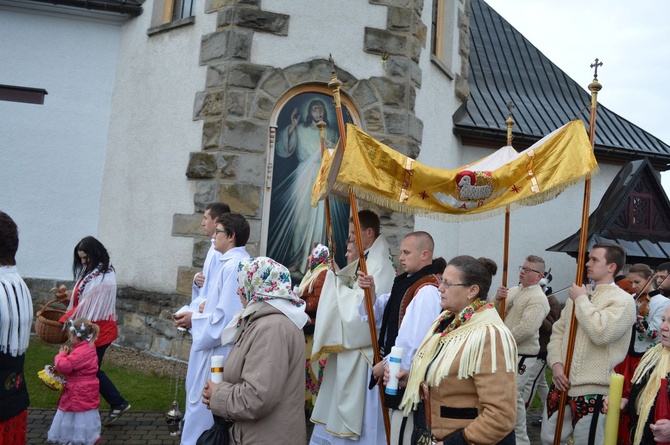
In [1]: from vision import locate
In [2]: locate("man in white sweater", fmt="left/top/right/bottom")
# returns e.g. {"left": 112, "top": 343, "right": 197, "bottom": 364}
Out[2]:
{"left": 494, "top": 255, "right": 550, "bottom": 445}
{"left": 541, "top": 242, "right": 636, "bottom": 445}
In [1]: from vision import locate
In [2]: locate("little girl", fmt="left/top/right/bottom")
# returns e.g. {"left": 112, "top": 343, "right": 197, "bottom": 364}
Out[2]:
{"left": 47, "top": 318, "right": 101, "bottom": 445}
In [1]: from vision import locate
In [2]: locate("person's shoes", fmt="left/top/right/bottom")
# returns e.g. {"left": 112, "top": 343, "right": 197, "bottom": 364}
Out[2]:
{"left": 103, "top": 402, "right": 131, "bottom": 426}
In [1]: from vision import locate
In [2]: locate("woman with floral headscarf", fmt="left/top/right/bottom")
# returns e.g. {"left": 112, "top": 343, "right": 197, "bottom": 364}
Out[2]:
{"left": 298, "top": 245, "right": 330, "bottom": 413}
{"left": 202, "top": 257, "right": 308, "bottom": 445}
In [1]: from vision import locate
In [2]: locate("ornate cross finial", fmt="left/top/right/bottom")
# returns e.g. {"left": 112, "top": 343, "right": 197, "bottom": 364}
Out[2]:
{"left": 590, "top": 58, "right": 603, "bottom": 79}
{"left": 329, "top": 54, "right": 335, "bottom": 74}
{"left": 506, "top": 101, "right": 515, "bottom": 116}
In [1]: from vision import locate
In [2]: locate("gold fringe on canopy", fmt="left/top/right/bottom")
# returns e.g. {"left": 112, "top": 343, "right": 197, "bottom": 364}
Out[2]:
{"left": 311, "top": 120, "right": 598, "bottom": 222}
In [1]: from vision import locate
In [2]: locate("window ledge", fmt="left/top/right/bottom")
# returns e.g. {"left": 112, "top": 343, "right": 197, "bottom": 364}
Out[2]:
{"left": 148, "top": 16, "right": 195, "bottom": 36}
{"left": 430, "top": 54, "right": 455, "bottom": 81}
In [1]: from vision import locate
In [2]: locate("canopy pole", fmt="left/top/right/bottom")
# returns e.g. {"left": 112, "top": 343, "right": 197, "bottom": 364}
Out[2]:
{"left": 329, "top": 56, "right": 391, "bottom": 445}
{"left": 499, "top": 104, "right": 515, "bottom": 320}
{"left": 318, "top": 120, "right": 335, "bottom": 262}
{"left": 553, "top": 59, "right": 602, "bottom": 445}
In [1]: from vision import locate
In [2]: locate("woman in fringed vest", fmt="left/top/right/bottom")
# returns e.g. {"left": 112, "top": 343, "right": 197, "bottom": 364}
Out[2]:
{"left": 400, "top": 255, "right": 518, "bottom": 445}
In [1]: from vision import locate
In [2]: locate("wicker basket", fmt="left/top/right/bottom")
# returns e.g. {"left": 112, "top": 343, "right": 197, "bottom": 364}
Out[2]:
{"left": 35, "top": 299, "right": 68, "bottom": 344}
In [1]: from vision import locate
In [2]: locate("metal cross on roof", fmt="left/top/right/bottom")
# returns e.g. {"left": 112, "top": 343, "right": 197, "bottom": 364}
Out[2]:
{"left": 590, "top": 58, "right": 603, "bottom": 79}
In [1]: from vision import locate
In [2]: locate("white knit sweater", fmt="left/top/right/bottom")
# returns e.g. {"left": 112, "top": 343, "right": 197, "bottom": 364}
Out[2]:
{"left": 500, "top": 284, "right": 549, "bottom": 356}
{"left": 547, "top": 284, "right": 636, "bottom": 397}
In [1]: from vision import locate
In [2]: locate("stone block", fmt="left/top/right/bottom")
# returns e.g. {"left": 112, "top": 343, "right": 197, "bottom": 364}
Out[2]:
{"left": 412, "top": 15, "right": 427, "bottom": 45}
{"left": 220, "top": 119, "right": 266, "bottom": 153}
{"left": 150, "top": 336, "right": 172, "bottom": 357}
{"left": 247, "top": 218, "right": 261, "bottom": 244}
{"left": 376, "top": 135, "right": 419, "bottom": 158}
{"left": 172, "top": 214, "right": 204, "bottom": 237}
{"left": 229, "top": 63, "right": 269, "bottom": 89}
{"left": 371, "top": 77, "right": 407, "bottom": 107}
{"left": 193, "top": 239, "right": 210, "bottom": 267}
{"left": 455, "top": 74, "right": 470, "bottom": 102}
{"left": 408, "top": 114, "right": 423, "bottom": 143}
{"left": 194, "top": 181, "right": 218, "bottom": 211}
{"left": 138, "top": 302, "right": 161, "bottom": 316}
{"left": 384, "top": 111, "right": 408, "bottom": 135}
{"left": 387, "top": 7, "right": 412, "bottom": 31}
{"left": 172, "top": 337, "right": 192, "bottom": 361}
{"left": 251, "top": 93, "right": 274, "bottom": 121}
{"left": 364, "top": 27, "right": 408, "bottom": 56}
{"left": 260, "top": 69, "right": 290, "bottom": 99}
{"left": 202, "top": 120, "right": 221, "bottom": 149}
{"left": 205, "top": 64, "right": 228, "bottom": 88}
{"left": 283, "top": 63, "right": 313, "bottom": 87}
{"left": 245, "top": 241, "right": 260, "bottom": 257}
{"left": 205, "top": 0, "right": 260, "bottom": 12}
{"left": 230, "top": 29, "right": 253, "bottom": 60}
{"left": 216, "top": 7, "right": 234, "bottom": 27}
{"left": 218, "top": 183, "right": 261, "bottom": 216}
{"left": 363, "top": 107, "right": 384, "bottom": 132}
{"left": 234, "top": 153, "right": 266, "bottom": 185}
{"left": 186, "top": 152, "right": 218, "bottom": 179}
{"left": 349, "top": 80, "right": 379, "bottom": 109}
{"left": 386, "top": 56, "right": 422, "bottom": 87}
{"left": 149, "top": 318, "right": 181, "bottom": 339}
{"left": 123, "top": 312, "right": 146, "bottom": 329}
{"left": 226, "top": 90, "right": 247, "bottom": 116}
{"left": 194, "top": 90, "right": 224, "bottom": 119}
{"left": 234, "top": 8, "right": 289, "bottom": 36}
{"left": 119, "top": 332, "right": 152, "bottom": 351}
{"left": 409, "top": 38, "right": 421, "bottom": 63}
{"left": 177, "top": 266, "right": 200, "bottom": 295}
{"left": 200, "top": 31, "right": 229, "bottom": 64}
{"left": 219, "top": 154, "right": 239, "bottom": 179}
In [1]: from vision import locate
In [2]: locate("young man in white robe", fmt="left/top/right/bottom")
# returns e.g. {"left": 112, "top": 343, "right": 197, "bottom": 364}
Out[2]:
{"left": 174, "top": 213, "right": 250, "bottom": 445}
{"left": 191, "top": 202, "right": 230, "bottom": 303}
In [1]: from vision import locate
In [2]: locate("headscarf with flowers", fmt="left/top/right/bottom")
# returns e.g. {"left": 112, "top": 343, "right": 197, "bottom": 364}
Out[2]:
{"left": 221, "top": 257, "right": 309, "bottom": 345}
{"left": 297, "top": 244, "right": 330, "bottom": 297}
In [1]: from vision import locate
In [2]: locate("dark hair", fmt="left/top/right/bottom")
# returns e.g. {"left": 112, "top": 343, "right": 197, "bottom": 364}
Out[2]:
{"left": 73, "top": 236, "right": 111, "bottom": 279}
{"left": 629, "top": 263, "right": 652, "bottom": 279}
{"left": 592, "top": 242, "right": 626, "bottom": 275}
{"left": 302, "top": 99, "right": 329, "bottom": 127}
{"left": 432, "top": 257, "right": 447, "bottom": 274}
{"left": 658, "top": 262, "right": 670, "bottom": 273}
{"left": 206, "top": 202, "right": 230, "bottom": 220}
{"left": 447, "top": 255, "right": 498, "bottom": 300}
{"left": 0, "top": 211, "right": 19, "bottom": 266}
{"left": 216, "top": 213, "right": 250, "bottom": 247}
{"left": 351, "top": 210, "right": 380, "bottom": 238}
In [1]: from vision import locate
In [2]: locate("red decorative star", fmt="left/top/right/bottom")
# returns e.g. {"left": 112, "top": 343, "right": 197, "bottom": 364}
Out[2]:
{"left": 419, "top": 190, "right": 429, "bottom": 200}
{"left": 511, "top": 185, "right": 521, "bottom": 193}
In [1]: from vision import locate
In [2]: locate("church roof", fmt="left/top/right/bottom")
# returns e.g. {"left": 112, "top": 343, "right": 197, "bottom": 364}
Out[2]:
{"left": 547, "top": 158, "right": 670, "bottom": 266}
{"left": 454, "top": 0, "right": 670, "bottom": 170}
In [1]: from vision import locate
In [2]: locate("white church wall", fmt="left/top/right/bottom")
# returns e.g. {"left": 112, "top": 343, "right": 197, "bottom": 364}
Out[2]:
{"left": 0, "top": 3, "right": 122, "bottom": 280}
{"left": 97, "top": 0, "right": 216, "bottom": 292}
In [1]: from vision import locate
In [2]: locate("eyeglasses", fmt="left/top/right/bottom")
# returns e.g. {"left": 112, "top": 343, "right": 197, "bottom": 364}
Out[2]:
{"left": 519, "top": 266, "right": 541, "bottom": 274}
{"left": 438, "top": 278, "right": 469, "bottom": 288}
{"left": 214, "top": 229, "right": 227, "bottom": 236}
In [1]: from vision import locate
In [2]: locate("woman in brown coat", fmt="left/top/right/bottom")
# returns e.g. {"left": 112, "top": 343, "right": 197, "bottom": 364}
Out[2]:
{"left": 202, "top": 257, "right": 308, "bottom": 445}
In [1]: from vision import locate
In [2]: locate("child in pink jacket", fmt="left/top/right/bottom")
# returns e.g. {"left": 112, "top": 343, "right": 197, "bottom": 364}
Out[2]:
{"left": 47, "top": 318, "right": 101, "bottom": 445}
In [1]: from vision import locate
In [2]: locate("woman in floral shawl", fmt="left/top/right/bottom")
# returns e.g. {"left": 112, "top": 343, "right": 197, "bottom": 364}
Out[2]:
{"left": 399, "top": 255, "right": 517, "bottom": 445}
{"left": 203, "top": 257, "right": 308, "bottom": 445}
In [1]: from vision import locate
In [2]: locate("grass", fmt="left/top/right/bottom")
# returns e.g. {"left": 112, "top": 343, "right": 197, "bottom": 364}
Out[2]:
{"left": 25, "top": 339, "right": 186, "bottom": 411}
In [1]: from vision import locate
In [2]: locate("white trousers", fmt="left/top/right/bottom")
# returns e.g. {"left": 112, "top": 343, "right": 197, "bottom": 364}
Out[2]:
{"left": 390, "top": 409, "right": 413, "bottom": 445}
{"left": 522, "top": 357, "right": 549, "bottom": 410}
{"left": 514, "top": 355, "right": 537, "bottom": 445}
{"left": 540, "top": 392, "right": 606, "bottom": 445}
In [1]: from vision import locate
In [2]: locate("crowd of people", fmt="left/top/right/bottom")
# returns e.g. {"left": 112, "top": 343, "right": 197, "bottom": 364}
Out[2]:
{"left": 2, "top": 204, "right": 670, "bottom": 445}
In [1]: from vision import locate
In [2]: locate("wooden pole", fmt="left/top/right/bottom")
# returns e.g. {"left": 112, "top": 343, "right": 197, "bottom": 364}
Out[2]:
{"left": 553, "top": 59, "right": 602, "bottom": 444}
{"left": 317, "top": 120, "right": 335, "bottom": 262}
{"left": 328, "top": 57, "right": 391, "bottom": 445}
{"left": 499, "top": 105, "right": 515, "bottom": 320}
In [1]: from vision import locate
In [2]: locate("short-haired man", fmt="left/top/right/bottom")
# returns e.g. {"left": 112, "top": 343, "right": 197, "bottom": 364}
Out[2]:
{"left": 357, "top": 231, "right": 443, "bottom": 444}
{"left": 655, "top": 262, "right": 670, "bottom": 295}
{"left": 192, "top": 202, "right": 231, "bottom": 301}
{"left": 494, "top": 255, "right": 550, "bottom": 445}
{"left": 175, "top": 213, "right": 249, "bottom": 445}
{"left": 540, "top": 242, "right": 636, "bottom": 445}
{"left": 310, "top": 210, "right": 396, "bottom": 445}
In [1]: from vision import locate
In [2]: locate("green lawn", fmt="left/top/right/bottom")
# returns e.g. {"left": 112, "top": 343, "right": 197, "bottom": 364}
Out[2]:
{"left": 25, "top": 339, "right": 186, "bottom": 411}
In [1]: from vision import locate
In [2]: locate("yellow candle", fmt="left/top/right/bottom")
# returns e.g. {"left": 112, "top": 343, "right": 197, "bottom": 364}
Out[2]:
{"left": 604, "top": 373, "right": 625, "bottom": 445}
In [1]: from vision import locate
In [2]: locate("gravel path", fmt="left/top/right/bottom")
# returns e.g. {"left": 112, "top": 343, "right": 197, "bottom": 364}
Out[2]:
{"left": 104, "top": 344, "right": 187, "bottom": 379}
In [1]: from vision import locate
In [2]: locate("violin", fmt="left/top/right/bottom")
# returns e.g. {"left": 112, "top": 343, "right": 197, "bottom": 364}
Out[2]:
{"left": 636, "top": 272, "right": 658, "bottom": 318}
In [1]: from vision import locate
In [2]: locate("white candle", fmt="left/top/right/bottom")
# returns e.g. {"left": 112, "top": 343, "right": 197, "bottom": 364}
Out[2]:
{"left": 385, "top": 346, "right": 404, "bottom": 395}
{"left": 211, "top": 355, "right": 224, "bottom": 384}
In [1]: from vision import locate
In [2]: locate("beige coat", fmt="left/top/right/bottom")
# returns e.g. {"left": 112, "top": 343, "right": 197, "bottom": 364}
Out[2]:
{"left": 210, "top": 302, "right": 306, "bottom": 445}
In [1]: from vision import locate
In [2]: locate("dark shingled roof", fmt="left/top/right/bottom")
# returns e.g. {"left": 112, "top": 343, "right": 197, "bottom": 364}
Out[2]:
{"left": 454, "top": 0, "right": 670, "bottom": 169}
{"left": 547, "top": 158, "right": 670, "bottom": 266}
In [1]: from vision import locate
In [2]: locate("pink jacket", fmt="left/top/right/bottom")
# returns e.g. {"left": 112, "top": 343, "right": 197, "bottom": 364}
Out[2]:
{"left": 55, "top": 341, "right": 100, "bottom": 412}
